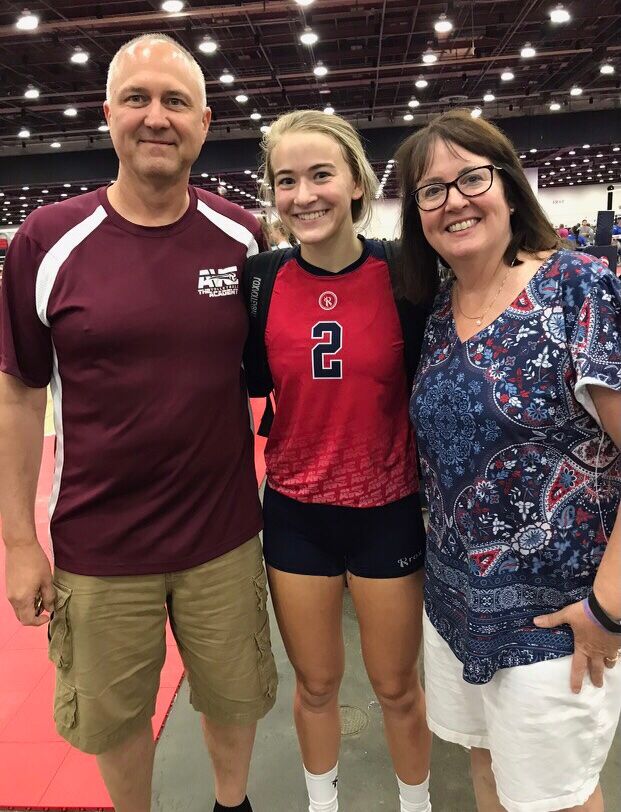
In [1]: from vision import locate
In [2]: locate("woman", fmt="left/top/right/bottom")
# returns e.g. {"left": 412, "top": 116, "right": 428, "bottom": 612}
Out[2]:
{"left": 396, "top": 109, "right": 621, "bottom": 812}
{"left": 245, "top": 110, "right": 432, "bottom": 812}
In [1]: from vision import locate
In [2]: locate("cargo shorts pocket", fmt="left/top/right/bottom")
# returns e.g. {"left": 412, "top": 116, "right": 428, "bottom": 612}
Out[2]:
{"left": 48, "top": 583, "right": 73, "bottom": 669}
{"left": 54, "top": 678, "right": 78, "bottom": 730}
{"left": 254, "top": 616, "right": 277, "bottom": 699}
{"left": 252, "top": 568, "right": 268, "bottom": 613}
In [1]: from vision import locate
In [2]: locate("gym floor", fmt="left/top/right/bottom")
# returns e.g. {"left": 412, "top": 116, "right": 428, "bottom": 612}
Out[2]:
{"left": 149, "top": 588, "right": 621, "bottom": 811}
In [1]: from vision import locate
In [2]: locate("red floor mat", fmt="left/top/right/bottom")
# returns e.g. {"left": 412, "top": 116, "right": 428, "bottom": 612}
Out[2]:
{"left": 0, "top": 400, "right": 267, "bottom": 810}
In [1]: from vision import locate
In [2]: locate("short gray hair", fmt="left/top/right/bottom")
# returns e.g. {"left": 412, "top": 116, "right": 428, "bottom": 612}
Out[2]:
{"left": 106, "top": 33, "right": 207, "bottom": 108}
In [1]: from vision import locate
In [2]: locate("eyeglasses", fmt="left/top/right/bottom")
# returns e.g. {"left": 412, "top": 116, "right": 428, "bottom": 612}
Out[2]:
{"left": 413, "top": 164, "right": 502, "bottom": 211}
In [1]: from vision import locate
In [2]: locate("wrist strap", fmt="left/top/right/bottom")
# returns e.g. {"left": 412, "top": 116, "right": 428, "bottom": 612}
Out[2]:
{"left": 585, "top": 592, "right": 621, "bottom": 635}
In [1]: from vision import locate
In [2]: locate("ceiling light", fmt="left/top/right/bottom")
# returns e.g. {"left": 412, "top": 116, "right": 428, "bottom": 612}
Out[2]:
{"left": 614, "top": 147, "right": 620, "bottom": 152}
{"left": 198, "top": 36, "right": 218, "bottom": 54}
{"left": 600, "top": 62, "right": 615, "bottom": 75}
{"left": 483, "top": 91, "right": 495, "bottom": 102}
{"left": 554, "top": 156, "right": 561, "bottom": 161}
{"left": 549, "top": 101, "right": 561, "bottom": 111}
{"left": 501, "top": 70, "right": 515, "bottom": 81}
{"left": 22, "top": 186, "right": 29, "bottom": 190}
{"left": 313, "top": 62, "right": 328, "bottom": 77}
{"left": 434, "top": 14, "right": 453, "bottom": 33}
{"left": 529, "top": 147, "right": 537, "bottom": 153}
{"left": 549, "top": 4, "right": 571, "bottom": 23}
{"left": 250, "top": 110, "right": 262, "bottom": 121}
{"left": 403, "top": 113, "right": 414, "bottom": 122}
{"left": 415, "top": 76, "right": 428, "bottom": 89}
{"left": 583, "top": 158, "right": 590, "bottom": 162}
{"left": 408, "top": 98, "right": 420, "bottom": 108}
{"left": 294, "top": 0, "right": 315, "bottom": 6}
{"left": 260, "top": 125, "right": 271, "bottom": 134}
{"left": 422, "top": 48, "right": 438, "bottom": 64}
{"left": 235, "top": 94, "right": 249, "bottom": 103}
{"left": 18, "top": 128, "right": 30, "bottom": 138}
{"left": 63, "top": 183, "right": 71, "bottom": 188}
{"left": 569, "top": 85, "right": 582, "bottom": 96}
{"left": 16, "top": 11, "right": 39, "bottom": 30}
{"left": 42, "top": 189, "right": 48, "bottom": 193}
{"left": 544, "top": 161, "right": 551, "bottom": 165}
{"left": 568, "top": 149, "right": 575, "bottom": 155}
{"left": 162, "top": 0, "right": 184, "bottom": 11}
{"left": 323, "top": 105, "right": 335, "bottom": 115}
{"left": 210, "top": 176, "right": 217, "bottom": 181}
{"left": 219, "top": 70, "right": 234, "bottom": 84}
{"left": 582, "top": 143, "right": 590, "bottom": 148}
{"left": 61, "top": 193, "right": 68, "bottom": 198}
{"left": 70, "top": 48, "right": 89, "bottom": 64}
{"left": 98, "top": 123, "right": 109, "bottom": 132}
{"left": 520, "top": 43, "right": 536, "bottom": 58}
{"left": 50, "top": 142, "right": 61, "bottom": 148}
{"left": 64, "top": 107, "right": 78, "bottom": 117}
{"left": 471, "top": 107, "right": 482, "bottom": 118}
{"left": 597, "top": 152, "right": 603, "bottom": 157}
{"left": 519, "top": 154, "right": 526, "bottom": 159}
{"left": 24, "top": 86, "right": 40, "bottom": 99}
{"left": 80, "top": 186, "right": 87, "bottom": 191}
{"left": 300, "top": 27, "right": 318, "bottom": 46}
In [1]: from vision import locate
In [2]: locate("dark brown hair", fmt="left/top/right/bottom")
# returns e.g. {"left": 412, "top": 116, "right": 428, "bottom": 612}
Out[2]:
{"left": 395, "top": 109, "right": 562, "bottom": 305}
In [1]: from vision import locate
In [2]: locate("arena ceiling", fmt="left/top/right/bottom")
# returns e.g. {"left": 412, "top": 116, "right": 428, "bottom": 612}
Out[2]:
{"left": 1, "top": 0, "right": 620, "bottom": 219}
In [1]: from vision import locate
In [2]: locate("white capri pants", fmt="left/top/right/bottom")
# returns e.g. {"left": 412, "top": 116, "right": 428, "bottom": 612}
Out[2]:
{"left": 423, "top": 612, "right": 621, "bottom": 812}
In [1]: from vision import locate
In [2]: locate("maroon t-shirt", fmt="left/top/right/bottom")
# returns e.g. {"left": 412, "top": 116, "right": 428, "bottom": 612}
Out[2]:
{"left": 0, "top": 185, "right": 263, "bottom": 576}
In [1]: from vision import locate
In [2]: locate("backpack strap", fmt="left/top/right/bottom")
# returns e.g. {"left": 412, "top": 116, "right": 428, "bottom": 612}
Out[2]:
{"left": 243, "top": 249, "right": 288, "bottom": 436}
{"left": 383, "top": 239, "right": 428, "bottom": 391}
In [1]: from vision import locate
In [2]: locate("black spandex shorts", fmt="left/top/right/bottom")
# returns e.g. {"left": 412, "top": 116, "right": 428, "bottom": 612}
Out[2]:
{"left": 262, "top": 484, "right": 426, "bottom": 578}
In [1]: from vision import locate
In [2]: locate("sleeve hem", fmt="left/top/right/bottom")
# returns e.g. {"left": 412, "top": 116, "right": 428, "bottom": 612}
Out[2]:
{"left": 573, "top": 377, "right": 621, "bottom": 428}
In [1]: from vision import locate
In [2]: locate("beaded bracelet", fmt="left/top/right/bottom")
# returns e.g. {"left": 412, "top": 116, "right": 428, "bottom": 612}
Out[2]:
{"left": 582, "top": 592, "right": 621, "bottom": 635}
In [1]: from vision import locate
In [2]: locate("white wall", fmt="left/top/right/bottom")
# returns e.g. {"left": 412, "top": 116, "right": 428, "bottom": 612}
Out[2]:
{"left": 364, "top": 198, "right": 401, "bottom": 238}
{"left": 537, "top": 184, "right": 621, "bottom": 229}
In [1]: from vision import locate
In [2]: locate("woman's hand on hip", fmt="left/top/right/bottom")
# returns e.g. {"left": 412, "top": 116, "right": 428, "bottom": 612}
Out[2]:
{"left": 534, "top": 600, "right": 621, "bottom": 693}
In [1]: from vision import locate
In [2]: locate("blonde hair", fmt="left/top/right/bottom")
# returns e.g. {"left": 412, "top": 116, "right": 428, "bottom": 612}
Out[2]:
{"left": 260, "top": 110, "right": 379, "bottom": 230}
{"left": 106, "top": 33, "right": 207, "bottom": 108}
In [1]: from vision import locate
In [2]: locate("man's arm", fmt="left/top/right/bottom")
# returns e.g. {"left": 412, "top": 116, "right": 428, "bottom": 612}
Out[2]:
{"left": 0, "top": 370, "right": 55, "bottom": 626}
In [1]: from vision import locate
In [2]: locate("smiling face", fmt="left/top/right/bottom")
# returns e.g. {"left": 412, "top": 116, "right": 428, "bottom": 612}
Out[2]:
{"left": 417, "top": 139, "right": 513, "bottom": 268}
{"left": 270, "top": 130, "right": 363, "bottom": 250}
{"left": 104, "top": 40, "right": 211, "bottom": 184}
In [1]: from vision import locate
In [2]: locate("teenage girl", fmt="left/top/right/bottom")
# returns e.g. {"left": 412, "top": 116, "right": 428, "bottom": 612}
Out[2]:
{"left": 245, "top": 110, "right": 432, "bottom": 812}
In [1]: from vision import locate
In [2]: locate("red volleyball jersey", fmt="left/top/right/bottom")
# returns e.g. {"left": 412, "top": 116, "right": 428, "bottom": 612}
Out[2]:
{"left": 264, "top": 239, "right": 418, "bottom": 507}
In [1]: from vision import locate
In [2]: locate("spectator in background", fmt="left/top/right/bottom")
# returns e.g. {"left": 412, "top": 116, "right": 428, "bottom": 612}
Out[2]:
{"left": 568, "top": 224, "right": 587, "bottom": 247}
{"left": 557, "top": 223, "right": 569, "bottom": 238}
{"left": 269, "top": 219, "right": 293, "bottom": 249}
{"left": 580, "top": 219, "right": 595, "bottom": 243}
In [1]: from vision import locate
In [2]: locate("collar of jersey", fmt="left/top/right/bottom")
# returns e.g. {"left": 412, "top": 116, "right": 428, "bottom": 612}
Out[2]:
{"left": 293, "top": 235, "right": 369, "bottom": 277}
{"left": 98, "top": 184, "right": 198, "bottom": 237}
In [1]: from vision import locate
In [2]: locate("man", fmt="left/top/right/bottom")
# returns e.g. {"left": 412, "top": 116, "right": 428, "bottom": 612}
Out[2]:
{"left": 579, "top": 218, "right": 594, "bottom": 243}
{"left": 0, "top": 34, "right": 276, "bottom": 812}
{"left": 556, "top": 223, "right": 569, "bottom": 239}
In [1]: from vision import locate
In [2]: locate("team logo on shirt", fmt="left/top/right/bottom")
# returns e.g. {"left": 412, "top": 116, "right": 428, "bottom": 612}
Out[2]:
{"left": 319, "top": 291, "right": 338, "bottom": 310}
{"left": 197, "top": 267, "right": 239, "bottom": 297}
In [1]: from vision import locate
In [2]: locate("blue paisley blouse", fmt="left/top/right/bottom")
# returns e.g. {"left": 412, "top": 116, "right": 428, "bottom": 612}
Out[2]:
{"left": 410, "top": 250, "right": 621, "bottom": 684}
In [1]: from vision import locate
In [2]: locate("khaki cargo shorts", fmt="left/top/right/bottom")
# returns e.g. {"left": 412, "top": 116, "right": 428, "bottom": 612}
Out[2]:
{"left": 48, "top": 536, "right": 277, "bottom": 755}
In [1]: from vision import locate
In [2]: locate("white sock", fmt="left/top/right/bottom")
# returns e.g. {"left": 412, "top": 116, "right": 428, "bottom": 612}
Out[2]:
{"left": 304, "top": 763, "right": 338, "bottom": 812}
{"left": 397, "top": 773, "right": 432, "bottom": 812}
